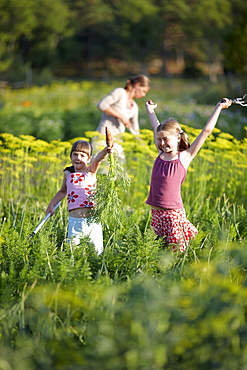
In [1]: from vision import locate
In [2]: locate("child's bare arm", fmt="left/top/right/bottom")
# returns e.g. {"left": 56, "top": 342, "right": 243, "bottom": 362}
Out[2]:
{"left": 186, "top": 98, "right": 232, "bottom": 161}
{"left": 89, "top": 127, "right": 114, "bottom": 173}
{"left": 145, "top": 100, "right": 160, "bottom": 150}
{"left": 89, "top": 146, "right": 114, "bottom": 173}
{"left": 46, "top": 174, "right": 67, "bottom": 214}
{"left": 145, "top": 100, "right": 159, "bottom": 128}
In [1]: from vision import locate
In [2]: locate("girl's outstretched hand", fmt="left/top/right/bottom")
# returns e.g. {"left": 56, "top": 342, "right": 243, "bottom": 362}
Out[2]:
{"left": 219, "top": 98, "right": 232, "bottom": 109}
{"left": 145, "top": 100, "right": 157, "bottom": 113}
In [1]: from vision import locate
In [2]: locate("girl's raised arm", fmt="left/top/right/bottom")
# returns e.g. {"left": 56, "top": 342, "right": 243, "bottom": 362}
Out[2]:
{"left": 88, "top": 128, "right": 114, "bottom": 174}
{"left": 186, "top": 98, "right": 232, "bottom": 161}
{"left": 89, "top": 146, "right": 110, "bottom": 173}
{"left": 145, "top": 100, "right": 160, "bottom": 150}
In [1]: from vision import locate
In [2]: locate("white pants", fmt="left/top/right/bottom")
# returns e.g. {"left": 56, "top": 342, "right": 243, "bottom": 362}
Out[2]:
{"left": 67, "top": 216, "right": 103, "bottom": 254}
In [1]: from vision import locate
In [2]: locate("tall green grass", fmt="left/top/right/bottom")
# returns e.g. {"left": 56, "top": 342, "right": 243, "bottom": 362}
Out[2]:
{"left": 0, "top": 79, "right": 247, "bottom": 369}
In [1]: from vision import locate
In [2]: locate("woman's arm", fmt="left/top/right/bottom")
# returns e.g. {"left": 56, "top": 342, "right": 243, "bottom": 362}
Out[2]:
{"left": 97, "top": 88, "right": 131, "bottom": 128}
{"left": 145, "top": 100, "right": 160, "bottom": 150}
{"left": 102, "top": 106, "right": 131, "bottom": 128}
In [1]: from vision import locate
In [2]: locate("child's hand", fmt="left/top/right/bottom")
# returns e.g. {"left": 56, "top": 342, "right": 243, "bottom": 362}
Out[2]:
{"left": 46, "top": 204, "right": 54, "bottom": 215}
{"left": 145, "top": 100, "right": 157, "bottom": 113}
{"left": 219, "top": 98, "right": 232, "bottom": 109}
{"left": 107, "top": 147, "right": 113, "bottom": 153}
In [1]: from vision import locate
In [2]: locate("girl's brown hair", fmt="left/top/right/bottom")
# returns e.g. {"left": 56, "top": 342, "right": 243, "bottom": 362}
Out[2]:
{"left": 157, "top": 118, "right": 190, "bottom": 151}
{"left": 124, "top": 74, "right": 150, "bottom": 91}
{"left": 70, "top": 140, "right": 93, "bottom": 158}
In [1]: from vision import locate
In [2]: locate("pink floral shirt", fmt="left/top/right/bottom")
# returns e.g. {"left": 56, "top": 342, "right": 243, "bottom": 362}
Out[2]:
{"left": 66, "top": 172, "right": 96, "bottom": 211}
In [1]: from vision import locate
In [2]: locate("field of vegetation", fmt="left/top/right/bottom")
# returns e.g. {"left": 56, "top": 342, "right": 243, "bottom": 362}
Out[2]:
{"left": 0, "top": 77, "right": 247, "bottom": 369}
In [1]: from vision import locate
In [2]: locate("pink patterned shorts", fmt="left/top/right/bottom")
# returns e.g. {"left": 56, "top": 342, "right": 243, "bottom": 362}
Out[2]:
{"left": 151, "top": 208, "right": 198, "bottom": 252}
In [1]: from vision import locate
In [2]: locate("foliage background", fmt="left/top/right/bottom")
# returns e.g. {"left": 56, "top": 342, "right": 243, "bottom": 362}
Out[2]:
{"left": 0, "top": 0, "right": 246, "bottom": 83}
{"left": 0, "top": 1, "right": 247, "bottom": 366}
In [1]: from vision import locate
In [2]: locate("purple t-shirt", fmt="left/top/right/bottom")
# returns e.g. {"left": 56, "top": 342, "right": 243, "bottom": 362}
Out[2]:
{"left": 146, "top": 153, "right": 187, "bottom": 209}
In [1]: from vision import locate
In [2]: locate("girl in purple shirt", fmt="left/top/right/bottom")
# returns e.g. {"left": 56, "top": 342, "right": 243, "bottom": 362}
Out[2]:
{"left": 146, "top": 98, "right": 232, "bottom": 252}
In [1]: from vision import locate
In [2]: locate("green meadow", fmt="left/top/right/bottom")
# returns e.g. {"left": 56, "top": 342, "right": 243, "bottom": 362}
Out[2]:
{"left": 1, "top": 78, "right": 247, "bottom": 369}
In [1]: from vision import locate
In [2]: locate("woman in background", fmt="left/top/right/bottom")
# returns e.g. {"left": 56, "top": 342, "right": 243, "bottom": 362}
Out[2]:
{"left": 96, "top": 74, "right": 150, "bottom": 137}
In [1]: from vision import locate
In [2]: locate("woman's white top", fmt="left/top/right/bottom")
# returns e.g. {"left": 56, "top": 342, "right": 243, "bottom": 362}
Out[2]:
{"left": 96, "top": 87, "right": 140, "bottom": 136}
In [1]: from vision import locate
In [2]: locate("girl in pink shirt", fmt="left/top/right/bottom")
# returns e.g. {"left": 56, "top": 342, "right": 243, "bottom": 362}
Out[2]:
{"left": 46, "top": 132, "right": 113, "bottom": 254}
{"left": 146, "top": 98, "right": 232, "bottom": 252}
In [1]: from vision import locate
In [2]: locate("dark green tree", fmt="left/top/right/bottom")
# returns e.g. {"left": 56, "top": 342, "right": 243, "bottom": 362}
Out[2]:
{"left": 113, "top": 0, "right": 160, "bottom": 74}
{"left": 0, "top": 0, "right": 36, "bottom": 71}
{"left": 0, "top": 0, "right": 246, "bottom": 79}
{"left": 61, "top": 0, "right": 115, "bottom": 77}
{"left": 223, "top": 0, "right": 247, "bottom": 73}
{"left": 0, "top": 0, "right": 73, "bottom": 77}
{"left": 181, "top": 0, "right": 232, "bottom": 80}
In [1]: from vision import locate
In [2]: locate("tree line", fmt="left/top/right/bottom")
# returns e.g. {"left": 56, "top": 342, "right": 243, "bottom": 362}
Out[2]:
{"left": 0, "top": 0, "right": 246, "bottom": 82}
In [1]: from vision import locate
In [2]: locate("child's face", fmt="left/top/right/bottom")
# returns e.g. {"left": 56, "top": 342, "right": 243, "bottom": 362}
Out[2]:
{"left": 71, "top": 151, "right": 90, "bottom": 171}
{"left": 157, "top": 130, "right": 180, "bottom": 153}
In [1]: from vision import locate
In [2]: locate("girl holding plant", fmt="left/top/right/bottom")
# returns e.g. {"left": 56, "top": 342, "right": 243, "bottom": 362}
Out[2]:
{"left": 46, "top": 129, "right": 114, "bottom": 254}
{"left": 145, "top": 98, "right": 232, "bottom": 252}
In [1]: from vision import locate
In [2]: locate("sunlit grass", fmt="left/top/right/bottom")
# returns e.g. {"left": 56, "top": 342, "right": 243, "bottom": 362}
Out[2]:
{"left": 1, "top": 78, "right": 246, "bottom": 141}
{"left": 1, "top": 80, "right": 247, "bottom": 368}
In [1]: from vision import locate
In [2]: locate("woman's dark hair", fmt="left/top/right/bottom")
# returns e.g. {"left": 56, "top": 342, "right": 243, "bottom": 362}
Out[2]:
{"left": 124, "top": 74, "right": 150, "bottom": 90}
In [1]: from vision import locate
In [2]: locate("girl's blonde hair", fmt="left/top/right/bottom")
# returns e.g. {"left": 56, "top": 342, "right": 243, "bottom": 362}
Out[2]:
{"left": 124, "top": 74, "right": 150, "bottom": 91}
{"left": 70, "top": 140, "right": 93, "bottom": 158}
{"left": 157, "top": 118, "right": 190, "bottom": 151}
